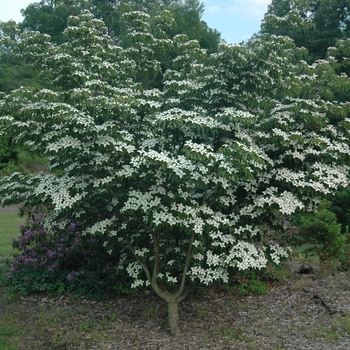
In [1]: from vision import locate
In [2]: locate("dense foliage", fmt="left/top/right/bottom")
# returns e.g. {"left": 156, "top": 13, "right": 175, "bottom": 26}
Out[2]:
{"left": 0, "top": 19, "right": 52, "bottom": 167}
{"left": 0, "top": 135, "right": 17, "bottom": 170}
{"left": 296, "top": 201, "right": 346, "bottom": 263}
{"left": 331, "top": 187, "right": 350, "bottom": 233}
{"left": 261, "top": 1, "right": 350, "bottom": 264}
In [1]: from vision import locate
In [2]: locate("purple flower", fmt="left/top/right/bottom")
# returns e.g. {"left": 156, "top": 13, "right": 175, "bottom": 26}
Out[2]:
{"left": 68, "top": 223, "right": 78, "bottom": 230}
{"left": 47, "top": 250, "right": 56, "bottom": 258}
{"left": 15, "top": 255, "right": 38, "bottom": 265}
{"left": 48, "top": 262, "right": 59, "bottom": 272}
{"left": 66, "top": 271, "right": 80, "bottom": 281}
{"left": 24, "top": 230, "right": 35, "bottom": 238}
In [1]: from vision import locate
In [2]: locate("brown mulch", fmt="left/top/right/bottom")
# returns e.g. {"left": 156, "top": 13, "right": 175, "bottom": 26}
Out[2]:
{"left": 1, "top": 263, "right": 350, "bottom": 350}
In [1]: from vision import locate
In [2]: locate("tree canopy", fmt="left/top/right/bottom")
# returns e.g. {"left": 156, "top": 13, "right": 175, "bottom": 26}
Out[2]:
{"left": 1, "top": 7, "right": 350, "bottom": 337}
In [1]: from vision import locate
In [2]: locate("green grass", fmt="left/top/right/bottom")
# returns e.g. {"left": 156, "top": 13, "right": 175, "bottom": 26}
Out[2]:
{"left": 0, "top": 314, "right": 20, "bottom": 350}
{"left": 17, "top": 151, "right": 48, "bottom": 166}
{"left": 0, "top": 212, "right": 23, "bottom": 349}
{"left": 0, "top": 212, "right": 24, "bottom": 258}
{"left": 340, "top": 313, "right": 350, "bottom": 334}
{"left": 0, "top": 327, "right": 18, "bottom": 350}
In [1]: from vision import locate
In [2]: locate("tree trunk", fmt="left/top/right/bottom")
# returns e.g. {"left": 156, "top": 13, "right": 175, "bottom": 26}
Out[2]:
{"left": 167, "top": 297, "right": 181, "bottom": 337}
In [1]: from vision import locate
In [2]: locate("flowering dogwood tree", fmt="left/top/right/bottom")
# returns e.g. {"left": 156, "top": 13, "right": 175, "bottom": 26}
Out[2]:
{"left": 1, "top": 10, "right": 350, "bottom": 336}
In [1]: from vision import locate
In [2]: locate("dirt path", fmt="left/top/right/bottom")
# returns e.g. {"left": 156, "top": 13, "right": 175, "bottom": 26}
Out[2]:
{"left": 0, "top": 204, "right": 21, "bottom": 213}
{"left": 23, "top": 164, "right": 49, "bottom": 174}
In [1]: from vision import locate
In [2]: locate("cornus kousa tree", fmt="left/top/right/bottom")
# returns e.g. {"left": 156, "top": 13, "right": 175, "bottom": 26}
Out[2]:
{"left": 1, "top": 10, "right": 350, "bottom": 336}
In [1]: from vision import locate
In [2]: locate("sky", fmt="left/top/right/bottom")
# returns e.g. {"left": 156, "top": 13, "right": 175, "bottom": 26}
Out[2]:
{"left": 0, "top": 0, "right": 272, "bottom": 44}
{"left": 202, "top": 0, "right": 272, "bottom": 43}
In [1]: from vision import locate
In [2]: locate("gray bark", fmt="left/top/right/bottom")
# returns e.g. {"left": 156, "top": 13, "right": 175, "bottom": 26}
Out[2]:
{"left": 167, "top": 297, "right": 181, "bottom": 337}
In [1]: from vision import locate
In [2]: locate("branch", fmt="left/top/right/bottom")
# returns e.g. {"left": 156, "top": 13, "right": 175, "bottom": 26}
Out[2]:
{"left": 151, "top": 228, "right": 161, "bottom": 287}
{"left": 174, "top": 229, "right": 195, "bottom": 299}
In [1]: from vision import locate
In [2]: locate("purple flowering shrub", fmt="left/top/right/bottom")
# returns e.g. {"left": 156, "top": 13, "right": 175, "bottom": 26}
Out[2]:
{"left": 3, "top": 210, "right": 133, "bottom": 300}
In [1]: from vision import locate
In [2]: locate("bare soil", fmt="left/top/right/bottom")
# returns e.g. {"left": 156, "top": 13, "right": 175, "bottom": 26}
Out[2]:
{"left": 1, "top": 262, "right": 350, "bottom": 350}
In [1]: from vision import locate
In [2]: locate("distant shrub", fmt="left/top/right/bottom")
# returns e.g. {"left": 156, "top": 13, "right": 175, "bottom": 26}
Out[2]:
{"left": 0, "top": 135, "right": 17, "bottom": 170}
{"left": 297, "top": 201, "right": 346, "bottom": 264}
{"left": 238, "top": 278, "right": 268, "bottom": 296}
{"left": 330, "top": 187, "right": 350, "bottom": 234}
{"left": 339, "top": 227, "right": 350, "bottom": 271}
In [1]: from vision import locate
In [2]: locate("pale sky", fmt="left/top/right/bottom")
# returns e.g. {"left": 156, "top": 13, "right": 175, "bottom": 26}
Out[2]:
{"left": 202, "top": 0, "right": 272, "bottom": 43}
{"left": 0, "top": 0, "right": 272, "bottom": 44}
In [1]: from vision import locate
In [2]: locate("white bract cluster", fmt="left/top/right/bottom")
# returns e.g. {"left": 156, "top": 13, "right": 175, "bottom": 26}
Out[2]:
{"left": 269, "top": 245, "right": 292, "bottom": 265}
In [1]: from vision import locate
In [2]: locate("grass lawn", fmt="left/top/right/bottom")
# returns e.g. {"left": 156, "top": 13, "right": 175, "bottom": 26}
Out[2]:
{"left": 0, "top": 212, "right": 23, "bottom": 350}
{"left": 0, "top": 212, "right": 24, "bottom": 258}
{"left": 0, "top": 318, "right": 19, "bottom": 350}
{"left": 17, "top": 151, "right": 48, "bottom": 166}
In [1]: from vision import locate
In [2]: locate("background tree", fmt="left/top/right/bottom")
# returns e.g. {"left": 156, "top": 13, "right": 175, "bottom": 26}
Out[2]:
{"left": 0, "top": 20, "right": 47, "bottom": 93}
{"left": 166, "top": 0, "right": 220, "bottom": 53}
{"left": 19, "top": 0, "right": 80, "bottom": 44}
{"left": 1, "top": 9, "right": 350, "bottom": 337}
{"left": 0, "top": 20, "right": 50, "bottom": 169}
{"left": 19, "top": 0, "right": 220, "bottom": 51}
{"left": 261, "top": 0, "right": 350, "bottom": 62}
{"left": 330, "top": 187, "right": 350, "bottom": 233}
{"left": 297, "top": 201, "right": 345, "bottom": 263}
